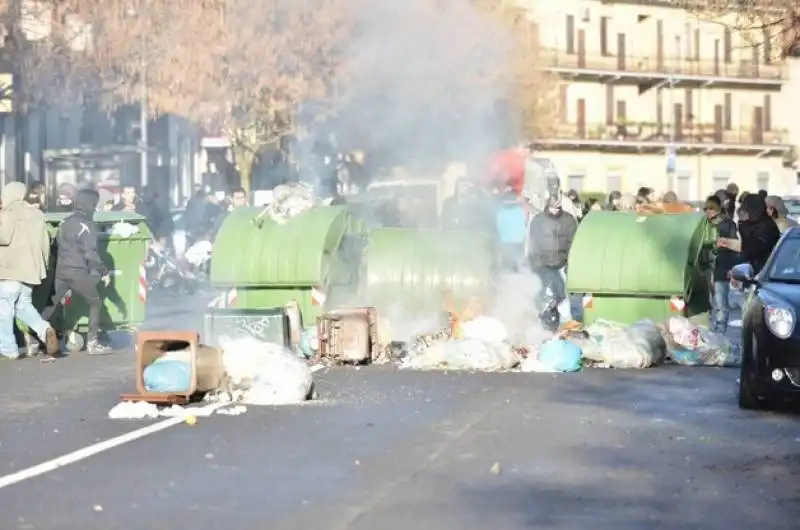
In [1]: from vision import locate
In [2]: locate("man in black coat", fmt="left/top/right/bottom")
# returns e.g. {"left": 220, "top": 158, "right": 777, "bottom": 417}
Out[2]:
{"left": 42, "top": 189, "right": 112, "bottom": 354}
{"left": 528, "top": 195, "right": 578, "bottom": 328}
{"left": 718, "top": 193, "right": 780, "bottom": 274}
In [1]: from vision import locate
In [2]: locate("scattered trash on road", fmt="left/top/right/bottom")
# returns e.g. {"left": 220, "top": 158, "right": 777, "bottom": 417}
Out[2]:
{"left": 666, "top": 316, "right": 740, "bottom": 367}
{"left": 217, "top": 405, "right": 247, "bottom": 416}
{"left": 581, "top": 319, "right": 666, "bottom": 369}
{"left": 209, "top": 336, "right": 313, "bottom": 405}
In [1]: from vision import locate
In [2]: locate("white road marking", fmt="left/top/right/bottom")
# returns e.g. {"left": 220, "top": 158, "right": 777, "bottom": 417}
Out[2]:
{"left": 0, "top": 402, "right": 226, "bottom": 490}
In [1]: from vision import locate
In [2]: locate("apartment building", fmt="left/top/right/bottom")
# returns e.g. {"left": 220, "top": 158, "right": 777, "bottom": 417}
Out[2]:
{"left": 526, "top": 0, "right": 795, "bottom": 199}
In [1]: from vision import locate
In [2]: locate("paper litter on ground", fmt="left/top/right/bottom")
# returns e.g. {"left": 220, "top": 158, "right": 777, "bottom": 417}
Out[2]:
{"left": 107, "top": 401, "right": 219, "bottom": 420}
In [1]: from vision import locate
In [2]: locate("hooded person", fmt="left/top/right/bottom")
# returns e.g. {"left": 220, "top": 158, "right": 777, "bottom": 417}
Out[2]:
{"left": 0, "top": 182, "right": 59, "bottom": 359}
{"left": 718, "top": 193, "right": 780, "bottom": 274}
{"left": 41, "top": 189, "right": 112, "bottom": 354}
{"left": 765, "top": 195, "right": 798, "bottom": 234}
{"left": 50, "top": 182, "right": 77, "bottom": 212}
{"left": 527, "top": 193, "right": 578, "bottom": 328}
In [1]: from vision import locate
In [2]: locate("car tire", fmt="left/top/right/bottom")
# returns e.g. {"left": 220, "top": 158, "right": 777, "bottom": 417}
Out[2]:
{"left": 738, "top": 334, "right": 765, "bottom": 410}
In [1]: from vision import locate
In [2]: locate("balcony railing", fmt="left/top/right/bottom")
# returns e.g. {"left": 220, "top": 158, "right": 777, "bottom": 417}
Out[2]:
{"left": 539, "top": 122, "right": 789, "bottom": 147}
{"left": 543, "top": 48, "right": 786, "bottom": 82}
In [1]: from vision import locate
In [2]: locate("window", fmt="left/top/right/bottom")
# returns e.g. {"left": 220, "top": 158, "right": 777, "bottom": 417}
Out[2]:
{"left": 723, "top": 93, "right": 732, "bottom": 130}
{"left": 724, "top": 27, "right": 732, "bottom": 63}
{"left": 676, "top": 171, "right": 691, "bottom": 200}
{"left": 763, "top": 27, "right": 772, "bottom": 64}
{"left": 566, "top": 15, "right": 575, "bottom": 54}
{"left": 684, "top": 23, "right": 692, "bottom": 60}
{"left": 606, "top": 173, "right": 622, "bottom": 192}
{"left": 567, "top": 174, "right": 584, "bottom": 193}
{"left": 764, "top": 95, "right": 772, "bottom": 131}
{"left": 757, "top": 171, "right": 769, "bottom": 191}
{"left": 600, "top": 17, "right": 609, "bottom": 56}
{"left": 712, "top": 170, "right": 729, "bottom": 192}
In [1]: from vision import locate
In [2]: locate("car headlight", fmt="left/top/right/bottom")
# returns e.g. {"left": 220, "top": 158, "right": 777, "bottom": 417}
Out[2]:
{"left": 765, "top": 306, "right": 795, "bottom": 339}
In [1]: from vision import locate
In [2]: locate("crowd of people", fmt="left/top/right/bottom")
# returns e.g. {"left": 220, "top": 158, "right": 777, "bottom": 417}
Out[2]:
{"left": 0, "top": 174, "right": 792, "bottom": 360}
{"left": 555, "top": 184, "right": 794, "bottom": 334}
{"left": 0, "top": 180, "right": 250, "bottom": 361}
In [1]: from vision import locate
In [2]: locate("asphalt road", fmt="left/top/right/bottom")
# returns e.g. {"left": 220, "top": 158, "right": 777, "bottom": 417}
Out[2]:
{"left": 0, "top": 294, "right": 797, "bottom": 530}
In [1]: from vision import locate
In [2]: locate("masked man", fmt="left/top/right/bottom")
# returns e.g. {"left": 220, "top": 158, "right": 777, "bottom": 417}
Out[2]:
{"left": 527, "top": 193, "right": 578, "bottom": 329}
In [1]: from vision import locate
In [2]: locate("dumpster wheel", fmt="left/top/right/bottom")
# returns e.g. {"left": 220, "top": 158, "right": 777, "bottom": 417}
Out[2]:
{"left": 62, "top": 331, "right": 85, "bottom": 354}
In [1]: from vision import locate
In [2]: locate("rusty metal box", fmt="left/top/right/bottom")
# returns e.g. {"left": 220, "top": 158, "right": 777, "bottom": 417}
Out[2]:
{"left": 317, "top": 307, "right": 378, "bottom": 364}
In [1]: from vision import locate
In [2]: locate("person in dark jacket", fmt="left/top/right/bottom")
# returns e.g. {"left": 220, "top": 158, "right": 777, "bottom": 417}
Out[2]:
{"left": 112, "top": 185, "right": 152, "bottom": 218}
{"left": 528, "top": 195, "right": 578, "bottom": 325}
{"left": 606, "top": 190, "right": 621, "bottom": 211}
{"left": 211, "top": 188, "right": 248, "bottom": 240}
{"left": 140, "top": 187, "right": 173, "bottom": 247}
{"left": 183, "top": 189, "right": 211, "bottom": 244}
{"left": 718, "top": 193, "right": 780, "bottom": 275}
{"left": 49, "top": 183, "right": 77, "bottom": 212}
{"left": 42, "top": 189, "right": 112, "bottom": 354}
{"left": 704, "top": 195, "right": 738, "bottom": 333}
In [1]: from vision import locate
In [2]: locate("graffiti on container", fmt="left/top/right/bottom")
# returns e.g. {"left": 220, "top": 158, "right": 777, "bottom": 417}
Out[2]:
{"left": 206, "top": 310, "right": 288, "bottom": 347}
{"left": 234, "top": 316, "right": 279, "bottom": 341}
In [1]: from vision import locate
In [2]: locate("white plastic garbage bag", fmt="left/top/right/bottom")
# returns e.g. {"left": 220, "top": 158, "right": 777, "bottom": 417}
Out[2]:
{"left": 218, "top": 336, "right": 313, "bottom": 405}
{"left": 459, "top": 316, "right": 509, "bottom": 344}
{"left": 184, "top": 240, "right": 213, "bottom": 267}
{"left": 259, "top": 183, "right": 315, "bottom": 224}
{"left": 109, "top": 221, "right": 139, "bottom": 238}
{"left": 666, "top": 316, "right": 740, "bottom": 367}
{"left": 584, "top": 319, "right": 666, "bottom": 369}
{"left": 402, "top": 338, "right": 521, "bottom": 371}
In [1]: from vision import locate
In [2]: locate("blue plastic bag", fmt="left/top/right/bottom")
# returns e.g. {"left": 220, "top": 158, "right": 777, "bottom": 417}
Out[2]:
{"left": 143, "top": 360, "right": 192, "bottom": 392}
{"left": 538, "top": 339, "right": 582, "bottom": 372}
{"left": 670, "top": 349, "right": 702, "bottom": 366}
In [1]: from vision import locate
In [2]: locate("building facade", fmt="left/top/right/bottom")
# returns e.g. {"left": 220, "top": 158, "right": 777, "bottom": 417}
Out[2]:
{"left": 527, "top": 0, "right": 794, "bottom": 199}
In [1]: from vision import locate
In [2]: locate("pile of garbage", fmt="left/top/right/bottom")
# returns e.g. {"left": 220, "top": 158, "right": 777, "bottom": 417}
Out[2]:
{"left": 109, "top": 336, "right": 315, "bottom": 419}
{"left": 205, "top": 336, "right": 314, "bottom": 405}
{"left": 257, "top": 182, "right": 316, "bottom": 224}
{"left": 388, "top": 313, "right": 739, "bottom": 373}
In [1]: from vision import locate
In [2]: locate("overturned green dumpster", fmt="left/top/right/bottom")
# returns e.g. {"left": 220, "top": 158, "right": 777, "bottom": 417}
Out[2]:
{"left": 566, "top": 211, "right": 714, "bottom": 326}
{"left": 360, "top": 228, "right": 495, "bottom": 318}
{"left": 208, "top": 206, "right": 352, "bottom": 345}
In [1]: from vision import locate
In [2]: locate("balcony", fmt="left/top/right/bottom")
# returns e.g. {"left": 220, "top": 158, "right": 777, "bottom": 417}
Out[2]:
{"left": 543, "top": 48, "right": 786, "bottom": 88}
{"left": 535, "top": 122, "right": 791, "bottom": 155}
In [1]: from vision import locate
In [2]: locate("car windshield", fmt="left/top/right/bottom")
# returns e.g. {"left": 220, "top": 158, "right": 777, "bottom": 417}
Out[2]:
{"left": 768, "top": 237, "right": 800, "bottom": 282}
{"left": 785, "top": 198, "right": 800, "bottom": 220}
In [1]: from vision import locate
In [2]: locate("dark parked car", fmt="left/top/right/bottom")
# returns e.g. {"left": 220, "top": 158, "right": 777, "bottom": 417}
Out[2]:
{"left": 733, "top": 227, "right": 800, "bottom": 410}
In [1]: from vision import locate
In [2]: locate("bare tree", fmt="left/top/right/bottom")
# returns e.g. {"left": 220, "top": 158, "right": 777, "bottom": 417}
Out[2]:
{"left": 21, "top": 0, "right": 555, "bottom": 188}
{"left": 480, "top": 0, "right": 559, "bottom": 140}
{"left": 683, "top": 0, "right": 800, "bottom": 56}
{"left": 22, "top": 0, "right": 351, "bottom": 190}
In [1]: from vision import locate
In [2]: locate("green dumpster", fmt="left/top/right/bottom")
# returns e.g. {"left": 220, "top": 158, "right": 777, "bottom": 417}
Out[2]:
{"left": 37, "top": 212, "right": 152, "bottom": 351}
{"left": 210, "top": 206, "right": 351, "bottom": 329}
{"left": 566, "top": 211, "right": 713, "bottom": 326}
{"left": 360, "top": 228, "right": 495, "bottom": 317}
